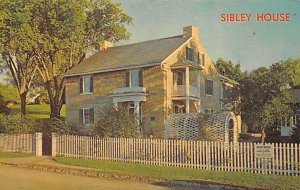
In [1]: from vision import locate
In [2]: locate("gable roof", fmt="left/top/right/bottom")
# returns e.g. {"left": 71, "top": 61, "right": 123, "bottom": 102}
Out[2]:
{"left": 65, "top": 35, "right": 190, "bottom": 76}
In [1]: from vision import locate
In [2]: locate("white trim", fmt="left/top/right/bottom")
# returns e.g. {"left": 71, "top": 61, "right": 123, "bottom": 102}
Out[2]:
{"left": 80, "top": 75, "right": 93, "bottom": 95}
{"left": 65, "top": 62, "right": 160, "bottom": 77}
{"left": 82, "top": 108, "right": 92, "bottom": 126}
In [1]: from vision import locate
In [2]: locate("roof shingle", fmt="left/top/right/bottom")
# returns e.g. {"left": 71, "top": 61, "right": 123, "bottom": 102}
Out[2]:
{"left": 65, "top": 35, "right": 189, "bottom": 76}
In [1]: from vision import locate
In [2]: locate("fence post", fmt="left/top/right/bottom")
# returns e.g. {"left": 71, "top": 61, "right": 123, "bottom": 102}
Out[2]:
{"left": 52, "top": 133, "right": 57, "bottom": 157}
{"left": 35, "top": 132, "right": 43, "bottom": 156}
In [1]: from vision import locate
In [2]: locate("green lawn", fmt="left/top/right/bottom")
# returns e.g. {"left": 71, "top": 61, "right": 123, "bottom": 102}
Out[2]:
{"left": 0, "top": 151, "right": 34, "bottom": 158}
{"left": 9, "top": 104, "right": 66, "bottom": 119}
{"left": 55, "top": 157, "right": 300, "bottom": 190}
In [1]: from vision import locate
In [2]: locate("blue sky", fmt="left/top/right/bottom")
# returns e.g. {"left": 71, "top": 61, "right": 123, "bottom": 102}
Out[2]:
{"left": 115, "top": 0, "right": 300, "bottom": 71}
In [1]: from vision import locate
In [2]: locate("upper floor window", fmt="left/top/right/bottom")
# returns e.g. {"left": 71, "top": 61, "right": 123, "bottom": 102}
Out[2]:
{"left": 79, "top": 76, "right": 93, "bottom": 94}
{"left": 175, "top": 72, "right": 184, "bottom": 86}
{"left": 79, "top": 108, "right": 94, "bottom": 126}
{"left": 205, "top": 79, "right": 213, "bottom": 96}
{"left": 198, "top": 52, "right": 205, "bottom": 66}
{"left": 186, "top": 47, "right": 194, "bottom": 62}
{"left": 126, "top": 70, "right": 143, "bottom": 87}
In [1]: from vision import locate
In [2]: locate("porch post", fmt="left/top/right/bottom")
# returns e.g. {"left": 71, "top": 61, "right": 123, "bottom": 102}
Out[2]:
{"left": 185, "top": 67, "right": 190, "bottom": 113}
{"left": 134, "top": 101, "right": 140, "bottom": 125}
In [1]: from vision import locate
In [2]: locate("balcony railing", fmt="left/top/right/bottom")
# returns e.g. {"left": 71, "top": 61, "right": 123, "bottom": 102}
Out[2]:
{"left": 173, "top": 85, "right": 200, "bottom": 98}
{"left": 112, "top": 87, "right": 147, "bottom": 95}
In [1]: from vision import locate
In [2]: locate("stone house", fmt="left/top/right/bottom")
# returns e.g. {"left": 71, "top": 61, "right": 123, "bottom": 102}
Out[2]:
{"left": 64, "top": 26, "right": 236, "bottom": 138}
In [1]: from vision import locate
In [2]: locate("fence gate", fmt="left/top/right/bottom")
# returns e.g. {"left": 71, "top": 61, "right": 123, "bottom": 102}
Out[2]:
{"left": 42, "top": 133, "right": 52, "bottom": 155}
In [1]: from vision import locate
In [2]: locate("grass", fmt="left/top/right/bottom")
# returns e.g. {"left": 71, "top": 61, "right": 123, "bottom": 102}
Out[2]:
{"left": 55, "top": 157, "right": 300, "bottom": 190}
{"left": 0, "top": 151, "right": 34, "bottom": 158}
{"left": 9, "top": 104, "right": 66, "bottom": 119}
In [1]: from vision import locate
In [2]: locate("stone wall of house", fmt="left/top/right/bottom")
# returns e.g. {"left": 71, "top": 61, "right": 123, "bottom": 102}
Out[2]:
{"left": 142, "top": 66, "right": 166, "bottom": 138}
{"left": 65, "top": 71, "right": 126, "bottom": 124}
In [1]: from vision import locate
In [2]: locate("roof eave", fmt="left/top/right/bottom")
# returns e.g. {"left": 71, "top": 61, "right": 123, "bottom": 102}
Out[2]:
{"left": 64, "top": 62, "right": 161, "bottom": 77}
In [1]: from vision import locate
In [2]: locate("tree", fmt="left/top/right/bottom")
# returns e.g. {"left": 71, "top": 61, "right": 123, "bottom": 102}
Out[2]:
{"left": 30, "top": 0, "right": 132, "bottom": 118}
{"left": 240, "top": 60, "right": 295, "bottom": 143}
{"left": 215, "top": 58, "right": 244, "bottom": 115}
{"left": 0, "top": 0, "right": 37, "bottom": 116}
{"left": 215, "top": 58, "right": 244, "bottom": 82}
{"left": 93, "top": 105, "right": 140, "bottom": 138}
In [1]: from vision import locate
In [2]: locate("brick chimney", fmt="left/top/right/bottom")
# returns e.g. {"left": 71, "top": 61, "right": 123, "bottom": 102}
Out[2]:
{"left": 183, "top": 26, "right": 199, "bottom": 39}
{"left": 97, "top": 40, "right": 113, "bottom": 51}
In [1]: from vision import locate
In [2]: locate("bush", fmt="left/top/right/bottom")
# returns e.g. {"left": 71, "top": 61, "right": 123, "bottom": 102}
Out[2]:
{"left": 93, "top": 105, "right": 140, "bottom": 138}
{"left": 0, "top": 114, "right": 36, "bottom": 134}
{"left": 50, "top": 118, "right": 92, "bottom": 135}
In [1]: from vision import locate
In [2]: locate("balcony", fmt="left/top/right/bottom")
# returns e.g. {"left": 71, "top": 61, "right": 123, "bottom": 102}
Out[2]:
{"left": 173, "top": 85, "right": 200, "bottom": 98}
{"left": 110, "top": 87, "right": 148, "bottom": 103}
{"left": 112, "top": 87, "right": 147, "bottom": 95}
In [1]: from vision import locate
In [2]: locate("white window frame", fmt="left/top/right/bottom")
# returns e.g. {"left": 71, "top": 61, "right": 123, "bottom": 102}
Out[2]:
{"left": 127, "top": 69, "right": 141, "bottom": 87}
{"left": 199, "top": 51, "right": 205, "bottom": 66}
{"left": 82, "top": 108, "right": 92, "bottom": 126}
{"left": 80, "top": 75, "right": 93, "bottom": 95}
{"left": 186, "top": 46, "right": 194, "bottom": 63}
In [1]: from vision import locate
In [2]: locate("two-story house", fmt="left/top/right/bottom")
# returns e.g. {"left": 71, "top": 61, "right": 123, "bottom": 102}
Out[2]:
{"left": 64, "top": 26, "right": 230, "bottom": 138}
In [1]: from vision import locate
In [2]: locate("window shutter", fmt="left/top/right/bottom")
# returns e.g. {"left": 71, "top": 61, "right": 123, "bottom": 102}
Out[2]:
{"left": 90, "top": 108, "right": 94, "bottom": 123}
{"left": 79, "top": 78, "right": 83, "bottom": 94}
{"left": 90, "top": 76, "right": 94, "bottom": 93}
{"left": 125, "top": 71, "right": 130, "bottom": 87}
{"left": 79, "top": 109, "right": 83, "bottom": 125}
{"left": 139, "top": 70, "right": 143, "bottom": 87}
{"left": 186, "top": 47, "right": 189, "bottom": 61}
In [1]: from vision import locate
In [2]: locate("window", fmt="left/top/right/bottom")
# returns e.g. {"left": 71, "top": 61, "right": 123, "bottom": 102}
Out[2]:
{"left": 79, "top": 108, "right": 94, "bottom": 126}
{"left": 186, "top": 47, "right": 194, "bottom": 62}
{"left": 200, "top": 53, "right": 205, "bottom": 66}
{"left": 205, "top": 109, "right": 213, "bottom": 114}
{"left": 79, "top": 76, "right": 93, "bottom": 94}
{"left": 198, "top": 52, "right": 205, "bottom": 66}
{"left": 205, "top": 79, "right": 213, "bottom": 96}
{"left": 126, "top": 70, "right": 143, "bottom": 87}
{"left": 175, "top": 72, "right": 184, "bottom": 85}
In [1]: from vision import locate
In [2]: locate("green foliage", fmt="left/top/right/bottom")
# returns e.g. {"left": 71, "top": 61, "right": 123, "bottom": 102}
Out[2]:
{"left": 93, "top": 105, "right": 140, "bottom": 138}
{"left": 215, "top": 58, "right": 244, "bottom": 82}
{"left": 0, "top": 114, "right": 36, "bottom": 134}
{"left": 240, "top": 60, "right": 295, "bottom": 142}
{"left": 293, "top": 59, "right": 300, "bottom": 87}
{"left": 0, "top": 94, "right": 10, "bottom": 114}
{"left": 50, "top": 118, "right": 91, "bottom": 135}
{"left": 0, "top": 0, "right": 132, "bottom": 118}
{"left": 0, "top": 82, "right": 19, "bottom": 102}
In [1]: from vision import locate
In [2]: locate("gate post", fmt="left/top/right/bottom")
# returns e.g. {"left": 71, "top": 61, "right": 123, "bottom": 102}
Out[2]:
{"left": 35, "top": 132, "right": 43, "bottom": 156}
{"left": 51, "top": 133, "right": 57, "bottom": 157}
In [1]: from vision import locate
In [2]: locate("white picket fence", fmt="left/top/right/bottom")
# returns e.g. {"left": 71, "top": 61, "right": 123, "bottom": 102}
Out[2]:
{"left": 0, "top": 133, "right": 36, "bottom": 153}
{"left": 54, "top": 135, "right": 300, "bottom": 176}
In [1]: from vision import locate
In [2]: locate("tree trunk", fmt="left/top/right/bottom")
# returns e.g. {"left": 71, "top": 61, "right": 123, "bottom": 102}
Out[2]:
{"left": 45, "top": 81, "right": 62, "bottom": 119}
{"left": 20, "top": 92, "right": 27, "bottom": 117}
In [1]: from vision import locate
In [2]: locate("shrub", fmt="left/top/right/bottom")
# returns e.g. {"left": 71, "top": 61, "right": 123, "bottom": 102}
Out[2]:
{"left": 0, "top": 114, "right": 36, "bottom": 134}
{"left": 50, "top": 118, "right": 92, "bottom": 135}
{"left": 93, "top": 105, "right": 140, "bottom": 138}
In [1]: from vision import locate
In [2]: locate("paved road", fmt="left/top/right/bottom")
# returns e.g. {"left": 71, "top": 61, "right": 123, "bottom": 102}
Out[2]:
{"left": 0, "top": 165, "right": 168, "bottom": 190}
